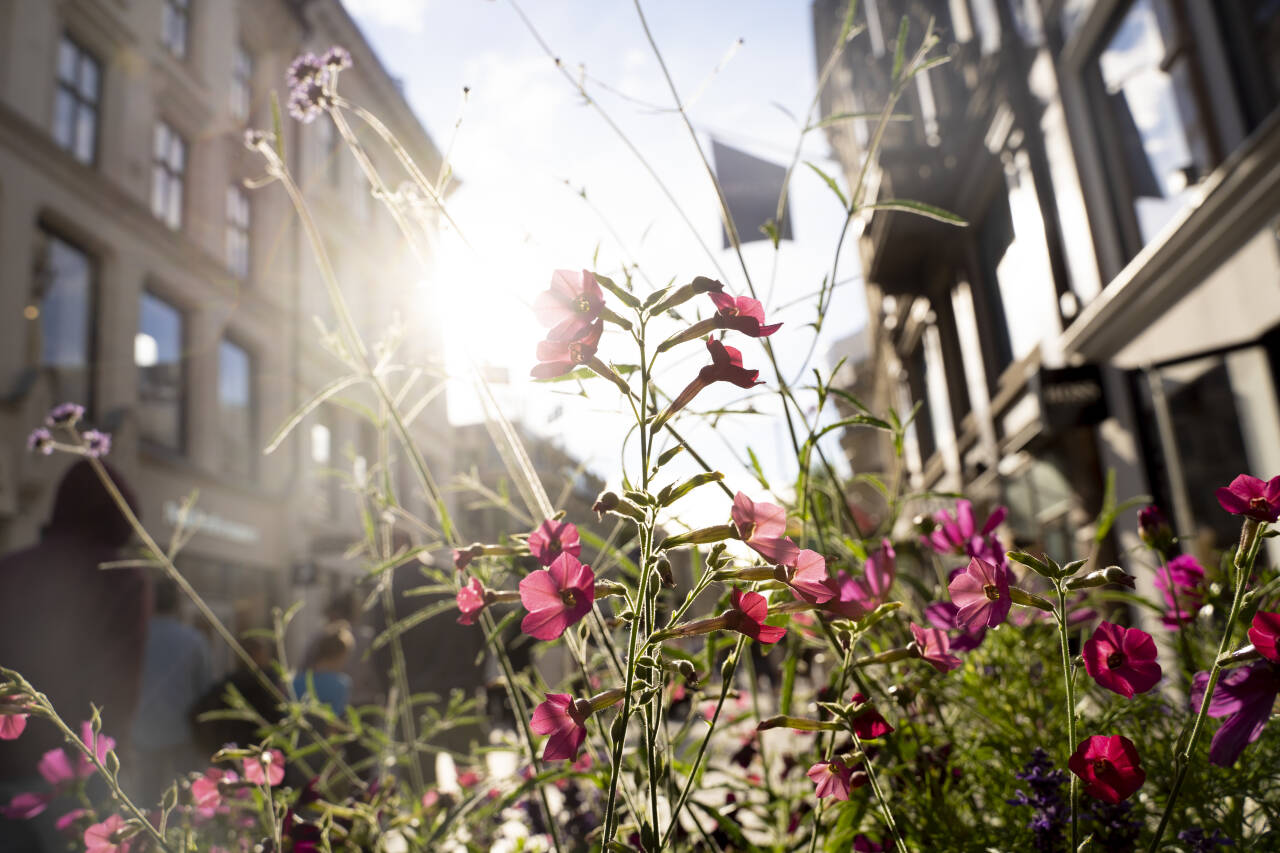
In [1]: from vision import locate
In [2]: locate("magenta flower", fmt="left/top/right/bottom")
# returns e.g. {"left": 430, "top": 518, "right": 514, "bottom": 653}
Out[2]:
{"left": 1137, "top": 505, "right": 1174, "bottom": 553}
{"left": 0, "top": 697, "right": 27, "bottom": 740}
{"left": 1192, "top": 662, "right": 1280, "bottom": 766}
{"left": 192, "top": 768, "right": 238, "bottom": 818}
{"left": 948, "top": 557, "right": 1011, "bottom": 629}
{"left": 708, "top": 292, "right": 782, "bottom": 338}
{"left": 924, "top": 598, "right": 986, "bottom": 652}
{"left": 528, "top": 519, "right": 582, "bottom": 567}
{"left": 519, "top": 553, "right": 596, "bottom": 641}
{"left": 849, "top": 692, "right": 894, "bottom": 738}
{"left": 655, "top": 339, "right": 764, "bottom": 428}
{"left": 806, "top": 759, "right": 865, "bottom": 801}
{"left": 76, "top": 722, "right": 115, "bottom": 778}
{"left": 784, "top": 549, "right": 834, "bottom": 604}
{"left": 730, "top": 491, "right": 800, "bottom": 566}
{"left": 38, "top": 748, "right": 76, "bottom": 786}
{"left": 863, "top": 540, "right": 896, "bottom": 602}
{"left": 456, "top": 577, "right": 486, "bottom": 626}
{"left": 531, "top": 319, "right": 604, "bottom": 380}
{"left": 1068, "top": 735, "right": 1146, "bottom": 804}
{"left": 923, "top": 500, "right": 1007, "bottom": 566}
{"left": 56, "top": 809, "right": 90, "bottom": 834}
{"left": 1152, "top": 554, "right": 1206, "bottom": 628}
{"left": 534, "top": 269, "right": 605, "bottom": 342}
{"left": 1083, "top": 621, "right": 1162, "bottom": 698}
{"left": 816, "top": 570, "right": 873, "bottom": 621}
{"left": 529, "top": 693, "right": 589, "bottom": 762}
{"left": 1216, "top": 474, "right": 1280, "bottom": 522}
{"left": 725, "top": 589, "right": 785, "bottom": 644}
{"left": 2, "top": 792, "right": 48, "bottom": 819}
{"left": 243, "top": 749, "right": 285, "bottom": 786}
{"left": 910, "top": 622, "right": 962, "bottom": 673}
{"left": 84, "top": 813, "right": 131, "bottom": 853}
{"left": 1248, "top": 611, "right": 1280, "bottom": 662}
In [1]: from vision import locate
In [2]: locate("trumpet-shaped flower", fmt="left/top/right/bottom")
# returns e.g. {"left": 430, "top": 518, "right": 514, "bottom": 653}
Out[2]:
{"left": 243, "top": 749, "right": 285, "bottom": 786}
{"left": 1248, "top": 611, "right": 1280, "bottom": 662}
{"left": 84, "top": 814, "right": 131, "bottom": 853}
{"left": 655, "top": 339, "right": 764, "bottom": 428}
{"left": 520, "top": 553, "right": 595, "bottom": 641}
{"left": 81, "top": 429, "right": 111, "bottom": 459}
{"left": 730, "top": 492, "right": 799, "bottom": 566}
{"left": 192, "top": 768, "right": 239, "bottom": 819}
{"left": 455, "top": 577, "right": 486, "bottom": 626}
{"left": 948, "top": 557, "right": 1011, "bottom": 630}
{"left": 531, "top": 319, "right": 604, "bottom": 380}
{"left": 923, "top": 500, "right": 1007, "bottom": 566}
{"left": 528, "top": 519, "right": 581, "bottom": 567}
{"left": 708, "top": 292, "right": 782, "bottom": 338}
{"left": 1152, "top": 554, "right": 1206, "bottom": 627}
{"left": 784, "top": 549, "right": 834, "bottom": 604}
{"left": 910, "top": 622, "right": 962, "bottom": 673}
{"left": 533, "top": 269, "right": 605, "bottom": 342}
{"left": 924, "top": 598, "right": 986, "bottom": 652}
{"left": 1215, "top": 474, "right": 1280, "bottom": 522}
{"left": 1083, "top": 622, "right": 1162, "bottom": 698}
{"left": 530, "top": 693, "right": 589, "bottom": 762}
{"left": 1068, "top": 735, "right": 1145, "bottom": 804}
{"left": 849, "top": 692, "right": 894, "bottom": 738}
{"left": 1192, "top": 662, "right": 1280, "bottom": 766}
{"left": 46, "top": 402, "right": 85, "bottom": 426}
{"left": 0, "top": 697, "right": 26, "bottom": 740}
{"left": 807, "top": 758, "right": 866, "bottom": 801}
{"left": 725, "top": 589, "right": 785, "bottom": 644}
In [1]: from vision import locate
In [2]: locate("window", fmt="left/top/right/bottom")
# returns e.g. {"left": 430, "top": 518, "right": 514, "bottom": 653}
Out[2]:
{"left": 137, "top": 292, "right": 184, "bottom": 449}
{"left": 162, "top": 0, "right": 190, "bottom": 60}
{"left": 218, "top": 339, "right": 254, "bottom": 479}
{"left": 53, "top": 36, "right": 100, "bottom": 165}
{"left": 317, "top": 117, "right": 340, "bottom": 186}
{"left": 230, "top": 43, "right": 252, "bottom": 121}
{"left": 151, "top": 121, "right": 185, "bottom": 229}
{"left": 225, "top": 185, "right": 250, "bottom": 278}
{"left": 1217, "top": 1, "right": 1280, "bottom": 131}
{"left": 31, "top": 231, "right": 94, "bottom": 408}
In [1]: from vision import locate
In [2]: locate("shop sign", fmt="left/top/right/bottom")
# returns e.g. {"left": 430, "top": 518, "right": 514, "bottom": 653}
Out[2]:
{"left": 163, "top": 500, "right": 260, "bottom": 544}
{"left": 1035, "top": 364, "right": 1108, "bottom": 431}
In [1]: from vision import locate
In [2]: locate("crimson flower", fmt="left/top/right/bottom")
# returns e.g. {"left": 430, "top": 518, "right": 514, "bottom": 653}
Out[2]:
{"left": 807, "top": 758, "right": 865, "bottom": 801}
{"left": 1192, "top": 662, "right": 1280, "bottom": 766}
{"left": 1216, "top": 474, "right": 1280, "bottom": 522}
{"left": 784, "top": 549, "right": 834, "bottom": 604}
{"left": 1067, "top": 735, "right": 1146, "bottom": 804}
{"left": 1083, "top": 622, "right": 1162, "bottom": 698}
{"left": 922, "top": 500, "right": 1007, "bottom": 566}
{"left": 456, "top": 577, "right": 486, "bottom": 626}
{"left": 533, "top": 269, "right": 605, "bottom": 342}
{"left": 948, "top": 557, "right": 1011, "bottom": 629}
{"left": 730, "top": 491, "right": 800, "bottom": 566}
{"left": 519, "top": 553, "right": 596, "bottom": 641}
{"left": 910, "top": 622, "right": 962, "bottom": 673}
{"left": 528, "top": 519, "right": 582, "bottom": 567}
{"left": 84, "top": 814, "right": 131, "bottom": 853}
{"left": 849, "top": 692, "right": 894, "bottom": 738}
{"left": 530, "top": 693, "right": 590, "bottom": 762}
{"left": 1152, "top": 554, "right": 1206, "bottom": 628}
{"left": 709, "top": 292, "right": 782, "bottom": 338}
{"left": 725, "top": 589, "right": 785, "bottom": 644}
{"left": 655, "top": 339, "right": 763, "bottom": 428}
{"left": 243, "top": 749, "right": 285, "bottom": 786}
{"left": 1248, "top": 611, "right": 1280, "bottom": 662}
{"left": 531, "top": 319, "right": 604, "bottom": 380}
{"left": 0, "top": 697, "right": 27, "bottom": 740}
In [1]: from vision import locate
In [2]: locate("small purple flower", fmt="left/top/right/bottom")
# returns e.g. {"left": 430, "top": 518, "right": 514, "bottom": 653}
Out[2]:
{"left": 81, "top": 430, "right": 111, "bottom": 459}
{"left": 1007, "top": 748, "right": 1067, "bottom": 853}
{"left": 1215, "top": 474, "right": 1280, "bottom": 523}
{"left": 287, "top": 80, "right": 329, "bottom": 123}
{"left": 286, "top": 52, "right": 324, "bottom": 89}
{"left": 1192, "top": 662, "right": 1280, "bottom": 766}
{"left": 322, "top": 46, "right": 352, "bottom": 71}
{"left": 1177, "top": 827, "right": 1234, "bottom": 851}
{"left": 46, "top": 403, "right": 84, "bottom": 427}
{"left": 27, "top": 428, "right": 54, "bottom": 456}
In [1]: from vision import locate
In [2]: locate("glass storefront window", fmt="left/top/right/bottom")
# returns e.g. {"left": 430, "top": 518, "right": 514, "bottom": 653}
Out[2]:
{"left": 218, "top": 339, "right": 254, "bottom": 480}
{"left": 33, "top": 231, "right": 94, "bottom": 409}
{"left": 137, "top": 292, "right": 184, "bottom": 449}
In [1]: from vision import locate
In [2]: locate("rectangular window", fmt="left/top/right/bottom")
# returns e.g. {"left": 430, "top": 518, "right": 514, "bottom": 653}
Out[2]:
{"left": 151, "top": 121, "right": 185, "bottom": 229}
{"left": 230, "top": 43, "right": 252, "bottom": 121}
{"left": 53, "top": 36, "right": 100, "bottom": 165}
{"left": 225, "top": 185, "right": 250, "bottom": 278}
{"left": 33, "top": 230, "right": 94, "bottom": 409}
{"left": 218, "top": 338, "right": 254, "bottom": 479}
{"left": 162, "top": 0, "right": 190, "bottom": 60}
{"left": 137, "top": 292, "right": 184, "bottom": 450}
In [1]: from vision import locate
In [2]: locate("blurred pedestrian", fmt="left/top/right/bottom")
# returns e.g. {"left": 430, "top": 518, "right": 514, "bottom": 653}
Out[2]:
{"left": 293, "top": 621, "right": 354, "bottom": 717}
{"left": 191, "top": 634, "right": 283, "bottom": 757}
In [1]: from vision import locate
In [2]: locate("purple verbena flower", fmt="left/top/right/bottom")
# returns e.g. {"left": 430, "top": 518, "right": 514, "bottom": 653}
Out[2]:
{"left": 1006, "top": 748, "right": 1068, "bottom": 853}
{"left": 287, "top": 79, "right": 330, "bottom": 123}
{"left": 27, "top": 428, "right": 54, "bottom": 456}
{"left": 46, "top": 402, "right": 84, "bottom": 427}
{"left": 1177, "top": 827, "right": 1234, "bottom": 852}
{"left": 286, "top": 52, "right": 324, "bottom": 89}
{"left": 322, "top": 46, "right": 352, "bottom": 70}
{"left": 81, "top": 430, "right": 111, "bottom": 459}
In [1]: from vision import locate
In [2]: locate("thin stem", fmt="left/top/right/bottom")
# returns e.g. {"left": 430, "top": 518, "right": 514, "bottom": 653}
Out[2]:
{"left": 1056, "top": 582, "right": 1079, "bottom": 852}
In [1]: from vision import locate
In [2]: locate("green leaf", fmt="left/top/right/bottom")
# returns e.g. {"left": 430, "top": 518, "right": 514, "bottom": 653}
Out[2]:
{"left": 264, "top": 375, "right": 364, "bottom": 454}
{"left": 594, "top": 272, "right": 642, "bottom": 309}
{"left": 805, "top": 161, "right": 848, "bottom": 209}
{"left": 863, "top": 199, "right": 968, "bottom": 225}
{"left": 806, "top": 111, "right": 912, "bottom": 131}
{"left": 532, "top": 368, "right": 597, "bottom": 384}
{"left": 892, "top": 15, "right": 910, "bottom": 80}
{"left": 811, "top": 414, "right": 894, "bottom": 443}
{"left": 746, "top": 446, "right": 770, "bottom": 489}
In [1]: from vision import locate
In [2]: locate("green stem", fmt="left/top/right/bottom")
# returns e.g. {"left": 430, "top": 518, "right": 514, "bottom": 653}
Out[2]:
{"left": 1056, "top": 582, "right": 1079, "bottom": 852}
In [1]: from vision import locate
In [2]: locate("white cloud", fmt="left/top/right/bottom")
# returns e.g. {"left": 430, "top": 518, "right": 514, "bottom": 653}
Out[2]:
{"left": 342, "top": 0, "right": 428, "bottom": 35}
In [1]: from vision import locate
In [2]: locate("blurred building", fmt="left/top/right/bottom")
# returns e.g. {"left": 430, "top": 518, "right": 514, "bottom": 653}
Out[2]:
{"left": 0, "top": 0, "right": 449, "bottom": 671}
{"left": 815, "top": 0, "right": 1280, "bottom": 571}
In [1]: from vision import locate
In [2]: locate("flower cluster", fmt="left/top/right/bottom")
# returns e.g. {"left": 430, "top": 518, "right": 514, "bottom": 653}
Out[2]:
{"left": 286, "top": 46, "right": 350, "bottom": 123}
{"left": 25, "top": 402, "right": 110, "bottom": 459}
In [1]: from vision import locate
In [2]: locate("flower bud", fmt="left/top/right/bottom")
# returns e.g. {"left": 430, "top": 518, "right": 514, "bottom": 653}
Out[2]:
{"left": 660, "top": 524, "right": 735, "bottom": 550}
{"left": 1009, "top": 587, "right": 1056, "bottom": 611}
{"left": 655, "top": 556, "right": 675, "bottom": 588}
{"left": 1138, "top": 505, "right": 1175, "bottom": 555}
{"left": 647, "top": 276, "right": 725, "bottom": 316}
{"left": 594, "top": 491, "right": 644, "bottom": 522}
{"left": 1064, "top": 566, "right": 1135, "bottom": 591}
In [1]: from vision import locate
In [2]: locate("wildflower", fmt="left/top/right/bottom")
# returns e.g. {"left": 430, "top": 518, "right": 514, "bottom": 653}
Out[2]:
{"left": 725, "top": 589, "right": 786, "bottom": 644}
{"left": 1007, "top": 748, "right": 1068, "bottom": 853}
{"left": 783, "top": 549, "right": 834, "bottom": 604}
{"left": 76, "top": 722, "right": 115, "bottom": 777}
{"left": 286, "top": 53, "right": 324, "bottom": 88}
{"left": 530, "top": 319, "right": 603, "bottom": 379}
{"left": 0, "top": 697, "right": 27, "bottom": 740}
{"left": 1248, "top": 611, "right": 1280, "bottom": 662}
{"left": 533, "top": 269, "right": 605, "bottom": 343}
{"left": 948, "top": 557, "right": 1012, "bottom": 630}
{"left": 287, "top": 80, "right": 329, "bottom": 123}
{"left": 82, "top": 429, "right": 111, "bottom": 459}
{"left": 924, "top": 598, "right": 986, "bottom": 652}
{"left": 452, "top": 545, "right": 483, "bottom": 572}
{"left": 519, "top": 553, "right": 596, "bottom": 641}
{"left": 1191, "top": 661, "right": 1280, "bottom": 766}
{"left": 55, "top": 809, "right": 89, "bottom": 834}
{"left": 910, "top": 623, "right": 962, "bottom": 673}
{"left": 1216, "top": 474, "right": 1280, "bottom": 522}
{"left": 456, "top": 577, "right": 486, "bottom": 625}
{"left": 528, "top": 519, "right": 582, "bottom": 567}
{"left": 1083, "top": 621, "right": 1162, "bottom": 698}
{"left": 849, "top": 692, "right": 894, "bottom": 738}
{"left": 863, "top": 539, "right": 896, "bottom": 602}
{"left": 84, "top": 814, "right": 131, "bottom": 853}
{"left": 1067, "top": 735, "right": 1146, "bottom": 804}
{"left": 708, "top": 292, "right": 782, "bottom": 338}
{"left": 26, "top": 427, "right": 54, "bottom": 455}
{"left": 1152, "top": 554, "right": 1206, "bottom": 627}
{"left": 922, "top": 499, "right": 1007, "bottom": 565}
{"left": 653, "top": 339, "right": 764, "bottom": 429}
{"left": 812, "top": 570, "right": 874, "bottom": 621}
{"left": 46, "top": 402, "right": 84, "bottom": 426}
{"left": 243, "top": 749, "right": 285, "bottom": 786}
{"left": 730, "top": 491, "right": 800, "bottom": 566}
{"left": 2, "top": 792, "right": 48, "bottom": 819}
{"left": 530, "top": 694, "right": 590, "bottom": 761}
{"left": 38, "top": 748, "right": 75, "bottom": 786}
{"left": 192, "top": 768, "right": 237, "bottom": 818}
{"left": 1137, "top": 505, "right": 1175, "bottom": 554}
{"left": 806, "top": 759, "right": 865, "bottom": 801}
{"left": 322, "top": 46, "right": 352, "bottom": 70}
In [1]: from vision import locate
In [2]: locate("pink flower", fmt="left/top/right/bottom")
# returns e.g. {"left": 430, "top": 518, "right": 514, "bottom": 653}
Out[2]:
{"left": 1137, "top": 505, "right": 1174, "bottom": 553}
{"left": 924, "top": 599, "right": 986, "bottom": 652}
{"left": 1083, "top": 622, "right": 1162, "bottom": 698}
{"left": 452, "top": 545, "right": 482, "bottom": 572}
{"left": 1067, "top": 735, "right": 1146, "bottom": 804}
{"left": 38, "top": 748, "right": 76, "bottom": 785}
{"left": 923, "top": 500, "right": 1007, "bottom": 566}
{"left": 84, "top": 814, "right": 132, "bottom": 853}
{"left": 519, "top": 553, "right": 596, "bottom": 641}
{"left": 910, "top": 622, "right": 962, "bottom": 673}
{"left": 1192, "top": 662, "right": 1280, "bottom": 766}
{"left": 55, "top": 809, "right": 89, "bottom": 833}
{"left": 2, "top": 792, "right": 50, "bottom": 819}
{"left": 192, "top": 768, "right": 238, "bottom": 818}
{"left": 422, "top": 790, "right": 440, "bottom": 809}
{"left": 1216, "top": 474, "right": 1280, "bottom": 522}
{"left": 948, "top": 557, "right": 1011, "bottom": 629}
{"left": 0, "top": 696, "right": 27, "bottom": 740}
{"left": 76, "top": 722, "right": 115, "bottom": 778}
{"left": 863, "top": 540, "right": 896, "bottom": 602}
{"left": 531, "top": 319, "right": 603, "bottom": 380}
{"left": 708, "top": 292, "right": 782, "bottom": 338}
{"left": 456, "top": 770, "right": 481, "bottom": 788}
{"left": 1248, "top": 611, "right": 1280, "bottom": 662}
{"left": 242, "top": 749, "right": 285, "bottom": 786}
{"left": 724, "top": 589, "right": 785, "bottom": 644}
{"left": 655, "top": 339, "right": 764, "bottom": 428}
{"left": 530, "top": 693, "right": 590, "bottom": 761}
{"left": 456, "top": 577, "right": 486, "bottom": 626}
{"left": 806, "top": 759, "right": 865, "bottom": 801}
{"left": 730, "top": 492, "right": 800, "bottom": 566}
{"left": 1152, "top": 554, "right": 1206, "bottom": 627}
{"left": 848, "top": 693, "right": 893, "bottom": 738}
{"left": 784, "top": 549, "right": 834, "bottom": 604}
{"left": 533, "top": 269, "right": 605, "bottom": 342}
{"left": 528, "top": 519, "right": 582, "bottom": 567}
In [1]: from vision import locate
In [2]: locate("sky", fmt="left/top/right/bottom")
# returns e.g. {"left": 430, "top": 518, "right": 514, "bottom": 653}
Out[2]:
{"left": 340, "top": 0, "right": 870, "bottom": 527}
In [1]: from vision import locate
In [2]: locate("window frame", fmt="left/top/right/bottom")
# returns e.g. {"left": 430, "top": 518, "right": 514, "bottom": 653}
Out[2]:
{"left": 32, "top": 225, "right": 97, "bottom": 415}
{"left": 225, "top": 183, "right": 251, "bottom": 279}
{"left": 162, "top": 0, "right": 191, "bottom": 61}
{"left": 151, "top": 120, "right": 187, "bottom": 230}
{"left": 230, "top": 42, "right": 253, "bottom": 122}
{"left": 216, "top": 336, "right": 257, "bottom": 481}
{"left": 136, "top": 288, "right": 187, "bottom": 453}
{"left": 52, "top": 34, "right": 102, "bottom": 166}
